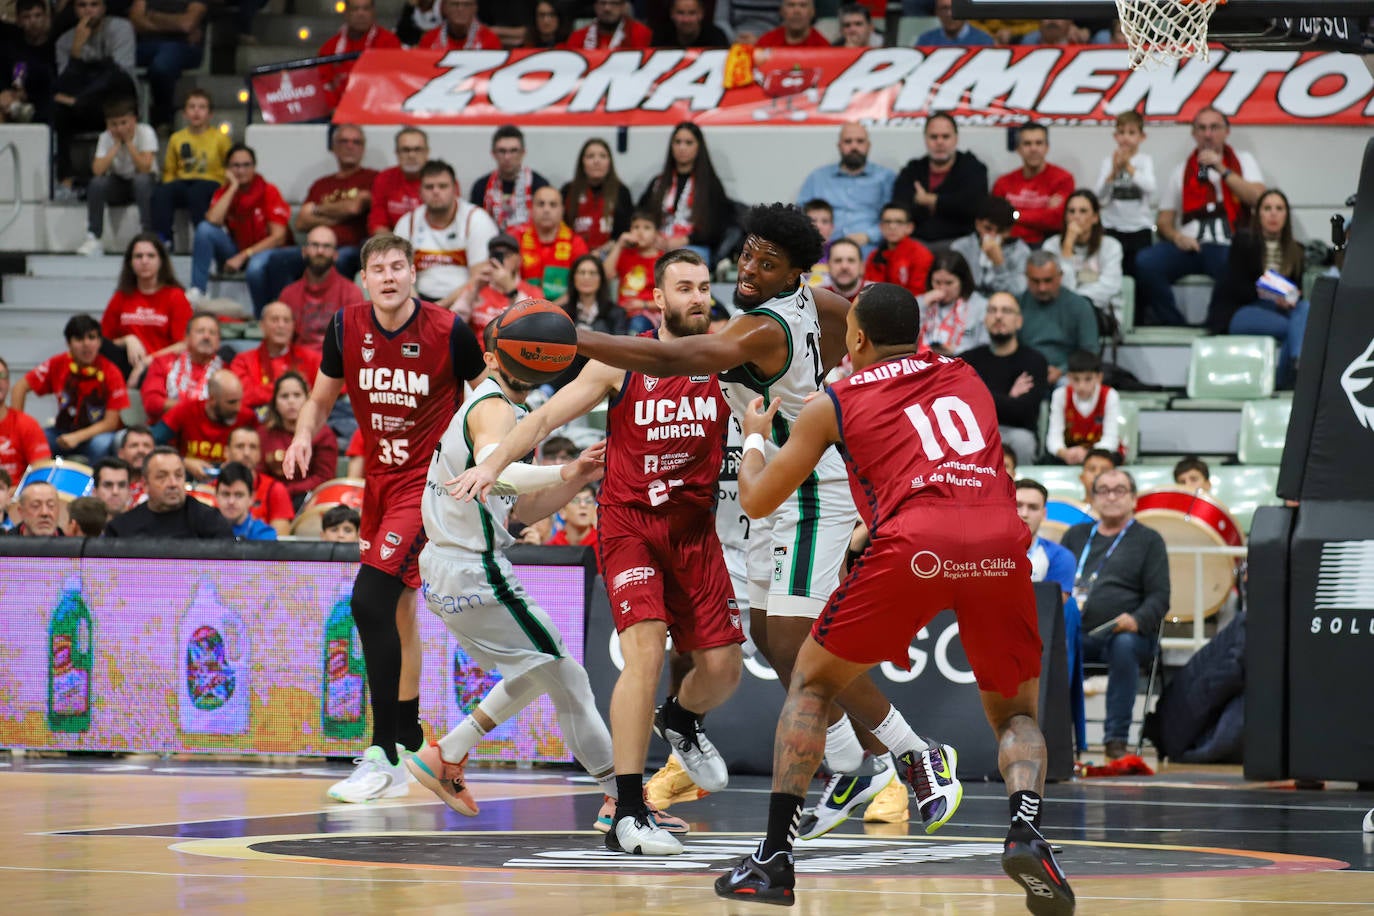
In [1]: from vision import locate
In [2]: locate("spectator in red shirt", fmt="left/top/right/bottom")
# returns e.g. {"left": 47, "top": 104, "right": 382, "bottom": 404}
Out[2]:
{"left": 448, "top": 232, "right": 541, "bottom": 342}
{"left": 420, "top": 0, "right": 503, "bottom": 48}
{"left": 101, "top": 233, "right": 193, "bottom": 384}
{"left": 261, "top": 124, "right": 378, "bottom": 304}
{"left": 258, "top": 370, "right": 338, "bottom": 508}
{"left": 546, "top": 484, "right": 598, "bottom": 547}
{"left": 226, "top": 424, "right": 293, "bottom": 534}
{"left": 153, "top": 368, "right": 256, "bottom": 480}
{"left": 604, "top": 211, "right": 663, "bottom": 332}
{"left": 278, "top": 227, "right": 367, "bottom": 353}
{"left": 11, "top": 315, "right": 129, "bottom": 461}
{"left": 230, "top": 302, "right": 323, "bottom": 413}
{"left": 189, "top": 143, "right": 291, "bottom": 316}
{"left": 318, "top": 0, "right": 401, "bottom": 106}
{"left": 991, "top": 121, "right": 1076, "bottom": 247}
{"left": 564, "top": 0, "right": 651, "bottom": 49}
{"left": 514, "top": 186, "right": 589, "bottom": 302}
{"left": 140, "top": 312, "right": 225, "bottom": 423}
{"left": 368, "top": 127, "right": 429, "bottom": 236}
{"left": 865, "top": 202, "right": 935, "bottom": 297}
{"left": 756, "top": 0, "right": 830, "bottom": 46}
{"left": 0, "top": 354, "right": 51, "bottom": 484}
{"left": 562, "top": 137, "right": 634, "bottom": 258}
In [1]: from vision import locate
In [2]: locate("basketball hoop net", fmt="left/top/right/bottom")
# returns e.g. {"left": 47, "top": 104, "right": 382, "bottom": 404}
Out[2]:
{"left": 1116, "top": 0, "right": 1228, "bottom": 69}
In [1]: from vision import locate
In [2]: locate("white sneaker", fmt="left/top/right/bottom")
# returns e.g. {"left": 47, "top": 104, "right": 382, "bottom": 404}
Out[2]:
{"left": 653, "top": 706, "right": 729, "bottom": 793}
{"left": 186, "top": 287, "right": 206, "bottom": 305}
{"left": 604, "top": 811, "right": 684, "bottom": 856}
{"left": 797, "top": 753, "right": 897, "bottom": 840}
{"left": 327, "top": 745, "right": 413, "bottom": 803}
{"left": 1364, "top": 808, "right": 1373, "bottom": 833}
{"left": 77, "top": 235, "right": 103, "bottom": 257}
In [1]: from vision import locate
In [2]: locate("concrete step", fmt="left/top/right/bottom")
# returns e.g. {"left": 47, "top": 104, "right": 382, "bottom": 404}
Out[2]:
{"left": 5, "top": 276, "right": 117, "bottom": 311}
{"left": 253, "top": 14, "right": 341, "bottom": 45}
{"left": 237, "top": 44, "right": 317, "bottom": 71}
{"left": 27, "top": 254, "right": 194, "bottom": 279}
{"left": 177, "top": 73, "right": 252, "bottom": 110}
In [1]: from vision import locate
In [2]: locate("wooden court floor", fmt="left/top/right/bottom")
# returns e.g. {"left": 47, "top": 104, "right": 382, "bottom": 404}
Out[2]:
{"left": 5, "top": 753, "right": 1373, "bottom": 915}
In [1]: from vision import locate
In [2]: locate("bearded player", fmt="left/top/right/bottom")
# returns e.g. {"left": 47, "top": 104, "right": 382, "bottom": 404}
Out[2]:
{"left": 284, "top": 232, "right": 486, "bottom": 802}
{"left": 450, "top": 249, "right": 742, "bottom": 855}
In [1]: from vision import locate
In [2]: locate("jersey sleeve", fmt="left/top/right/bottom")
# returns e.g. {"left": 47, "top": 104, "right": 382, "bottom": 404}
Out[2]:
{"left": 449, "top": 317, "right": 485, "bottom": 383}
{"left": 320, "top": 310, "right": 346, "bottom": 378}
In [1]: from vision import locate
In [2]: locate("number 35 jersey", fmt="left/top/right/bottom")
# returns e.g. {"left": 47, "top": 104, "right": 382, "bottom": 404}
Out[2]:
{"left": 600, "top": 336, "right": 728, "bottom": 513}
{"left": 719, "top": 283, "right": 847, "bottom": 486}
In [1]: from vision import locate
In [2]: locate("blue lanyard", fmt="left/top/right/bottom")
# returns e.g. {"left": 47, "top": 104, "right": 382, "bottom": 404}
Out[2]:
{"left": 1074, "top": 520, "right": 1133, "bottom": 591}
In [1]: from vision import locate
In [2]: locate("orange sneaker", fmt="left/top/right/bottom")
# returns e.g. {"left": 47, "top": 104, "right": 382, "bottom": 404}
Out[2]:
{"left": 646, "top": 755, "right": 709, "bottom": 810}
{"left": 405, "top": 742, "right": 478, "bottom": 816}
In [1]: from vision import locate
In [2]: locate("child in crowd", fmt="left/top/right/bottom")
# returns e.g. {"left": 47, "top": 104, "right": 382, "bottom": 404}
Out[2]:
{"left": 64, "top": 496, "right": 109, "bottom": 537}
{"left": 1095, "top": 110, "right": 1156, "bottom": 279}
{"left": 153, "top": 90, "right": 231, "bottom": 249}
{"left": 605, "top": 210, "right": 664, "bottom": 334}
{"left": 80, "top": 97, "right": 158, "bottom": 257}
{"left": 320, "top": 504, "right": 361, "bottom": 542}
{"left": 1173, "top": 456, "right": 1212, "bottom": 492}
{"left": 216, "top": 461, "right": 278, "bottom": 541}
{"left": 1079, "top": 447, "right": 1119, "bottom": 501}
{"left": 1046, "top": 349, "right": 1123, "bottom": 465}
{"left": 864, "top": 202, "right": 934, "bottom": 298}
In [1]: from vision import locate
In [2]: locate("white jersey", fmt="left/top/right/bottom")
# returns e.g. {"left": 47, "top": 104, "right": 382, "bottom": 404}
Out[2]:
{"left": 719, "top": 282, "right": 848, "bottom": 485}
{"left": 395, "top": 200, "right": 499, "bottom": 300}
{"left": 715, "top": 414, "right": 748, "bottom": 553}
{"left": 422, "top": 377, "right": 522, "bottom": 554}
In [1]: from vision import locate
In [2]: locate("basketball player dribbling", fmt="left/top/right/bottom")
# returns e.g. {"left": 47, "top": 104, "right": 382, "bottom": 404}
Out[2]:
{"left": 284, "top": 232, "right": 486, "bottom": 803}
{"left": 450, "top": 249, "right": 743, "bottom": 855}
{"left": 574, "top": 204, "right": 962, "bottom": 837}
{"left": 715, "top": 283, "right": 1073, "bottom": 915}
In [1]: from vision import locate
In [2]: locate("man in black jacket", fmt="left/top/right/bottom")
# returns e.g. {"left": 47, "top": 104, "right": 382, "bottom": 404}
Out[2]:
{"left": 105, "top": 446, "right": 232, "bottom": 538}
{"left": 893, "top": 112, "right": 988, "bottom": 248}
{"left": 960, "top": 291, "right": 1048, "bottom": 466}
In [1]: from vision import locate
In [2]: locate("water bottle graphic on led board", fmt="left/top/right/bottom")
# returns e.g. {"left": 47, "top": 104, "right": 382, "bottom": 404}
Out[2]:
{"left": 178, "top": 580, "right": 250, "bottom": 736}
{"left": 48, "top": 577, "right": 93, "bottom": 733}
{"left": 449, "top": 634, "right": 510, "bottom": 741}
{"left": 322, "top": 592, "right": 366, "bottom": 739}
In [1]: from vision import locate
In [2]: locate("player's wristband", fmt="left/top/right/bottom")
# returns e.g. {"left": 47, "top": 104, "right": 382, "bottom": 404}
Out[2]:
{"left": 742, "top": 433, "right": 767, "bottom": 460}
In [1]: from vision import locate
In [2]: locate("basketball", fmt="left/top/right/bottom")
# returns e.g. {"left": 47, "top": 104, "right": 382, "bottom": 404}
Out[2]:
{"left": 492, "top": 299, "right": 578, "bottom": 386}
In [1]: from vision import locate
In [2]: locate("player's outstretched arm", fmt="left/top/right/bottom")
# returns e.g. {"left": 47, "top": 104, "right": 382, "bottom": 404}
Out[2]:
{"left": 813, "top": 286, "right": 855, "bottom": 372}
{"left": 446, "top": 359, "right": 622, "bottom": 501}
{"left": 283, "top": 373, "right": 344, "bottom": 480}
{"left": 512, "top": 441, "right": 606, "bottom": 525}
{"left": 575, "top": 313, "right": 784, "bottom": 378}
{"left": 738, "top": 393, "right": 840, "bottom": 519}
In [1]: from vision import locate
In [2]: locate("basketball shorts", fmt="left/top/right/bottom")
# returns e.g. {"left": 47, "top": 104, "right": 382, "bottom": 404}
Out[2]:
{"left": 360, "top": 473, "right": 427, "bottom": 590}
{"left": 747, "top": 474, "right": 858, "bottom": 618}
{"left": 598, "top": 504, "right": 744, "bottom": 654}
{"left": 418, "top": 543, "right": 568, "bottom": 681}
{"left": 813, "top": 500, "right": 1042, "bottom": 699}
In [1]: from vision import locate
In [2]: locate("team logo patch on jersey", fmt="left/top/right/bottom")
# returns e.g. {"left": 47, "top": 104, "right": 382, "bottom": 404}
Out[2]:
{"left": 619, "top": 600, "right": 632, "bottom": 615}
{"left": 384, "top": 531, "right": 403, "bottom": 546}
{"left": 643, "top": 376, "right": 658, "bottom": 392}
{"left": 611, "top": 566, "right": 656, "bottom": 592}
{"left": 402, "top": 343, "right": 421, "bottom": 358}
{"left": 729, "top": 612, "right": 741, "bottom": 631}
{"left": 362, "top": 347, "right": 375, "bottom": 363}
{"left": 379, "top": 546, "right": 396, "bottom": 560}
{"left": 773, "top": 546, "right": 788, "bottom": 557}
{"left": 911, "top": 551, "right": 941, "bottom": 579}
{"left": 644, "top": 455, "right": 659, "bottom": 474}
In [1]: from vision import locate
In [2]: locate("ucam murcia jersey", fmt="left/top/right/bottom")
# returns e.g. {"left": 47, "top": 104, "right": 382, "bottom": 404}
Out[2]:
{"left": 719, "top": 281, "right": 848, "bottom": 485}
{"left": 394, "top": 200, "right": 499, "bottom": 300}
{"left": 422, "top": 377, "right": 522, "bottom": 554}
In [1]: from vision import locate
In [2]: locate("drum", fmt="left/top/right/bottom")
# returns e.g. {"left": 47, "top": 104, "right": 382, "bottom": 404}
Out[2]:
{"left": 291, "top": 478, "right": 365, "bottom": 538}
{"left": 18, "top": 459, "right": 94, "bottom": 502}
{"left": 186, "top": 484, "right": 218, "bottom": 509}
{"left": 1135, "top": 487, "right": 1244, "bottom": 622}
{"left": 1040, "top": 499, "right": 1097, "bottom": 544}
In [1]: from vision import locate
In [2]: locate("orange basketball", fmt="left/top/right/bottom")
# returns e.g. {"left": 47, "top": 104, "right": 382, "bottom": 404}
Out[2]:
{"left": 492, "top": 299, "right": 578, "bottom": 386}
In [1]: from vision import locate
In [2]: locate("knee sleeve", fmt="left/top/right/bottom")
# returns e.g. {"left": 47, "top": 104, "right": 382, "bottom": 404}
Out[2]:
{"left": 351, "top": 564, "right": 406, "bottom": 634}
{"left": 473, "top": 670, "right": 544, "bottom": 725}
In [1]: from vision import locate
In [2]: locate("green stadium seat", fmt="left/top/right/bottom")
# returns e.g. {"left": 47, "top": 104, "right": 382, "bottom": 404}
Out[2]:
{"left": 1212, "top": 465, "right": 1281, "bottom": 535}
{"left": 1018, "top": 465, "right": 1084, "bottom": 501}
{"left": 899, "top": 16, "right": 940, "bottom": 44}
{"left": 1130, "top": 465, "right": 1175, "bottom": 493}
{"left": 1175, "top": 336, "right": 1276, "bottom": 409}
{"left": 1237, "top": 398, "right": 1292, "bottom": 465}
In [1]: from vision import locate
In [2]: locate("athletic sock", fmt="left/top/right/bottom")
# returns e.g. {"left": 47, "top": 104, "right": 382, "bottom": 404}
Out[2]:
{"left": 593, "top": 767, "right": 618, "bottom": 801}
{"left": 870, "top": 705, "right": 929, "bottom": 759}
{"left": 660, "top": 695, "right": 701, "bottom": 736}
{"left": 438, "top": 716, "right": 489, "bottom": 764}
{"left": 760, "top": 792, "right": 805, "bottom": 859}
{"left": 824, "top": 716, "right": 864, "bottom": 773}
{"left": 1009, "top": 790, "right": 1043, "bottom": 830}
{"left": 396, "top": 697, "right": 423, "bottom": 752}
{"left": 614, "top": 774, "right": 646, "bottom": 821}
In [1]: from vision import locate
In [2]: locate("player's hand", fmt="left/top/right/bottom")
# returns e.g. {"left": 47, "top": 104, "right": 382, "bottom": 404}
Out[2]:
{"left": 282, "top": 436, "right": 313, "bottom": 480}
{"left": 563, "top": 440, "right": 606, "bottom": 483}
{"left": 1114, "top": 612, "right": 1139, "bottom": 633}
{"left": 742, "top": 396, "right": 781, "bottom": 439}
{"left": 448, "top": 465, "right": 497, "bottom": 502}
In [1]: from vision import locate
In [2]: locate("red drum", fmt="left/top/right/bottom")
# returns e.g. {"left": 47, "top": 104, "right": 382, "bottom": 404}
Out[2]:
{"left": 291, "top": 477, "right": 365, "bottom": 537}
{"left": 1040, "top": 499, "right": 1097, "bottom": 544}
{"left": 186, "top": 484, "right": 218, "bottom": 509}
{"left": 1135, "top": 487, "right": 1244, "bottom": 621}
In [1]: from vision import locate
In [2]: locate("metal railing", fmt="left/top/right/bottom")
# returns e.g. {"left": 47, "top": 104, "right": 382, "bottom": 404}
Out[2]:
{"left": 1161, "top": 543, "right": 1248, "bottom": 653}
{"left": 0, "top": 141, "right": 22, "bottom": 238}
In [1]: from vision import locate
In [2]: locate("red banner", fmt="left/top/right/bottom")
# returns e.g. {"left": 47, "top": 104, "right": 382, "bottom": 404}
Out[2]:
{"left": 252, "top": 65, "right": 334, "bottom": 124}
{"left": 333, "top": 46, "right": 1374, "bottom": 127}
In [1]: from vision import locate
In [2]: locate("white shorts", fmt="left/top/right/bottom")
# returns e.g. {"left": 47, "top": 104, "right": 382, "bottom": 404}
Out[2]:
{"left": 419, "top": 543, "right": 569, "bottom": 681}
{"left": 747, "top": 474, "right": 858, "bottom": 619}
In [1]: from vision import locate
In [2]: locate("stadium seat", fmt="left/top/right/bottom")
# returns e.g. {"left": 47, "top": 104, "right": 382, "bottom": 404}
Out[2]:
{"left": 1117, "top": 399, "right": 1139, "bottom": 463}
{"left": 898, "top": 16, "right": 939, "bottom": 44}
{"left": 1237, "top": 398, "right": 1292, "bottom": 465}
{"left": 1212, "top": 465, "right": 1281, "bottom": 535}
{"left": 1130, "top": 465, "right": 1175, "bottom": 493}
{"left": 1018, "top": 465, "right": 1084, "bottom": 501}
{"left": 1175, "top": 336, "right": 1276, "bottom": 409}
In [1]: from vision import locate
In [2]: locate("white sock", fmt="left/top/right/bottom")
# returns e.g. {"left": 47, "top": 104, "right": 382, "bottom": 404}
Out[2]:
{"left": 437, "top": 716, "right": 488, "bottom": 763}
{"left": 824, "top": 716, "right": 865, "bottom": 773}
{"left": 595, "top": 768, "right": 618, "bottom": 800}
{"left": 870, "top": 705, "right": 929, "bottom": 759}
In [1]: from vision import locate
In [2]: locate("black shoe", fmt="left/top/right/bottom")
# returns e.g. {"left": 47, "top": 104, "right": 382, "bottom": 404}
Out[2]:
{"left": 1002, "top": 820, "right": 1075, "bottom": 915}
{"left": 714, "top": 845, "right": 796, "bottom": 906}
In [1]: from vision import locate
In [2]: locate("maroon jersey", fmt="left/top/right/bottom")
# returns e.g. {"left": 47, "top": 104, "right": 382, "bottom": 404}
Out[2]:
{"left": 601, "top": 353, "right": 728, "bottom": 513}
{"left": 827, "top": 351, "right": 1012, "bottom": 531}
{"left": 321, "top": 300, "right": 483, "bottom": 482}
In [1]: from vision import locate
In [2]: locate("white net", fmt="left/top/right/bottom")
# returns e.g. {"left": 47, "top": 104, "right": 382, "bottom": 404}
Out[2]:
{"left": 1115, "top": 0, "right": 1227, "bottom": 69}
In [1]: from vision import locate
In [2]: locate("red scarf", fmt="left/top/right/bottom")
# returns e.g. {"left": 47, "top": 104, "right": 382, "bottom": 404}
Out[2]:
{"left": 328, "top": 24, "right": 378, "bottom": 55}
{"left": 920, "top": 298, "right": 971, "bottom": 351}
{"left": 662, "top": 174, "right": 694, "bottom": 239}
{"left": 1181, "top": 146, "right": 1245, "bottom": 230}
{"left": 520, "top": 222, "right": 577, "bottom": 271}
{"left": 434, "top": 19, "right": 488, "bottom": 49}
{"left": 571, "top": 187, "right": 610, "bottom": 250}
{"left": 483, "top": 166, "right": 533, "bottom": 232}
{"left": 583, "top": 18, "right": 627, "bottom": 49}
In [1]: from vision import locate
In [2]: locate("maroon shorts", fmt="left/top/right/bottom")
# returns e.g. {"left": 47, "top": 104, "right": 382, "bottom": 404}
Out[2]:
{"left": 598, "top": 503, "right": 744, "bottom": 653}
{"left": 813, "top": 501, "right": 1041, "bottom": 699}
{"left": 359, "top": 472, "right": 427, "bottom": 590}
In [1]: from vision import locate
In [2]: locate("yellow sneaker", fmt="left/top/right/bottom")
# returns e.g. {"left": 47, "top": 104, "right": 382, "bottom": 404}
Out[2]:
{"left": 646, "top": 754, "right": 709, "bottom": 810}
{"left": 862, "top": 775, "right": 909, "bottom": 823}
